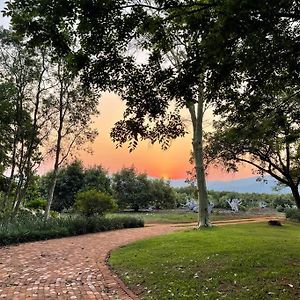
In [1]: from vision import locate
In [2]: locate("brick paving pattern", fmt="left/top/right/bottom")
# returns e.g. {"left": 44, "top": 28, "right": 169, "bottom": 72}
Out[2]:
{"left": 0, "top": 216, "right": 281, "bottom": 299}
{"left": 0, "top": 224, "right": 183, "bottom": 300}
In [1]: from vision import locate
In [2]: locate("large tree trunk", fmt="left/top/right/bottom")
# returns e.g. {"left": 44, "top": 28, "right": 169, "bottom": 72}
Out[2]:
{"left": 290, "top": 184, "right": 300, "bottom": 209}
{"left": 193, "top": 136, "right": 209, "bottom": 227}
{"left": 188, "top": 82, "right": 210, "bottom": 227}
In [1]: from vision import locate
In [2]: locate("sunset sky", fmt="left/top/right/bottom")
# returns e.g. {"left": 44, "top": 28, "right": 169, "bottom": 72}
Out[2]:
{"left": 72, "top": 92, "right": 254, "bottom": 180}
{"left": 0, "top": 2, "right": 254, "bottom": 181}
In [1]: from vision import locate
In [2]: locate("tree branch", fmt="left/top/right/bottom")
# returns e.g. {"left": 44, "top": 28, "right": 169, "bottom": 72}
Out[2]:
{"left": 237, "top": 157, "right": 289, "bottom": 185}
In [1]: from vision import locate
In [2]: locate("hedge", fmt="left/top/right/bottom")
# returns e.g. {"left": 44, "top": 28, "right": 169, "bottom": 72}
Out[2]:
{"left": 0, "top": 215, "right": 144, "bottom": 246}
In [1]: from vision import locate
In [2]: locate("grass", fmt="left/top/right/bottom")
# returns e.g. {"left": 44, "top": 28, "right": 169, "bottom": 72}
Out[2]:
{"left": 109, "top": 208, "right": 281, "bottom": 224}
{"left": 109, "top": 210, "right": 198, "bottom": 223}
{"left": 109, "top": 222, "right": 300, "bottom": 300}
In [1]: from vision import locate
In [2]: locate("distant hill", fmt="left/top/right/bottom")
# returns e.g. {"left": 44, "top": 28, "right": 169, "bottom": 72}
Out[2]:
{"left": 169, "top": 176, "right": 290, "bottom": 194}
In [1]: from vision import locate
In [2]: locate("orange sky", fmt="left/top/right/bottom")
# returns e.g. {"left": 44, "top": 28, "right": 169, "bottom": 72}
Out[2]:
{"left": 71, "top": 92, "right": 254, "bottom": 181}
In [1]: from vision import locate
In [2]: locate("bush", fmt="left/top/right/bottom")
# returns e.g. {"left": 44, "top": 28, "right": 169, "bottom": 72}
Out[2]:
{"left": 18, "top": 207, "right": 44, "bottom": 219}
{"left": 239, "top": 205, "right": 247, "bottom": 212}
{"left": 50, "top": 210, "right": 60, "bottom": 219}
{"left": 272, "top": 197, "right": 294, "bottom": 209}
{"left": 75, "top": 189, "right": 117, "bottom": 217}
{"left": 276, "top": 205, "right": 285, "bottom": 212}
{"left": 0, "top": 215, "right": 144, "bottom": 246}
{"left": 25, "top": 198, "right": 47, "bottom": 210}
{"left": 286, "top": 209, "right": 300, "bottom": 222}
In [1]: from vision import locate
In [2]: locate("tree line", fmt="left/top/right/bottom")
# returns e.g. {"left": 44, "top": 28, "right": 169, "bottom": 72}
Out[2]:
{"left": 18, "top": 161, "right": 177, "bottom": 213}
{"left": 1, "top": 0, "right": 299, "bottom": 226}
{"left": 176, "top": 186, "right": 295, "bottom": 212}
{"left": 8, "top": 159, "right": 294, "bottom": 215}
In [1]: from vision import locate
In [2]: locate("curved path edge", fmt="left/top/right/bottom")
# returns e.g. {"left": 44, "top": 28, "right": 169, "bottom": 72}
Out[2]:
{"left": 0, "top": 216, "right": 284, "bottom": 300}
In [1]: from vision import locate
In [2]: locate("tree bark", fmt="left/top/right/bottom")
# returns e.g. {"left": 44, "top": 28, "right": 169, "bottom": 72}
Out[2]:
{"left": 2, "top": 142, "right": 17, "bottom": 212}
{"left": 3, "top": 90, "right": 22, "bottom": 212}
{"left": 11, "top": 138, "right": 26, "bottom": 216}
{"left": 19, "top": 53, "right": 47, "bottom": 210}
{"left": 44, "top": 123, "right": 62, "bottom": 221}
{"left": 44, "top": 62, "right": 64, "bottom": 221}
{"left": 44, "top": 169, "right": 58, "bottom": 221}
{"left": 188, "top": 82, "right": 210, "bottom": 227}
{"left": 193, "top": 138, "right": 209, "bottom": 227}
{"left": 12, "top": 175, "right": 24, "bottom": 216}
{"left": 290, "top": 184, "right": 300, "bottom": 209}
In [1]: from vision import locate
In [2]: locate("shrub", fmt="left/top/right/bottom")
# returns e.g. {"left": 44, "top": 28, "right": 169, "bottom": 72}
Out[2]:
{"left": 272, "top": 197, "right": 294, "bottom": 209}
{"left": 286, "top": 209, "right": 300, "bottom": 222}
{"left": 213, "top": 196, "right": 231, "bottom": 209}
{"left": 25, "top": 198, "right": 47, "bottom": 210}
{"left": 50, "top": 210, "right": 60, "bottom": 219}
{"left": 0, "top": 215, "right": 144, "bottom": 246}
{"left": 239, "top": 205, "right": 247, "bottom": 212}
{"left": 276, "top": 205, "right": 285, "bottom": 212}
{"left": 18, "top": 207, "right": 42, "bottom": 219}
{"left": 75, "top": 189, "right": 117, "bottom": 216}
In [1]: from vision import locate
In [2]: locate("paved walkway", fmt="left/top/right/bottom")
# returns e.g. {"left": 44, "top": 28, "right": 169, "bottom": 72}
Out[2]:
{"left": 0, "top": 216, "right": 282, "bottom": 300}
{"left": 0, "top": 224, "right": 186, "bottom": 300}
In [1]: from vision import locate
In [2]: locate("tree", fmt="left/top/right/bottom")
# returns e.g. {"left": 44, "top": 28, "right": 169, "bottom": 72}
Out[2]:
{"left": 40, "top": 162, "right": 112, "bottom": 212}
{"left": 0, "top": 36, "right": 98, "bottom": 219}
{"left": 150, "top": 179, "right": 176, "bottom": 209}
{"left": 43, "top": 61, "right": 98, "bottom": 220}
{"left": 112, "top": 167, "right": 151, "bottom": 212}
{"left": 4, "top": 0, "right": 132, "bottom": 219}
{"left": 40, "top": 160, "right": 85, "bottom": 212}
{"left": 83, "top": 166, "right": 112, "bottom": 195}
{"left": 109, "top": 2, "right": 222, "bottom": 226}
{"left": 4, "top": 0, "right": 221, "bottom": 226}
{"left": 202, "top": 1, "right": 300, "bottom": 209}
{"left": 7, "top": 0, "right": 298, "bottom": 224}
{"left": 0, "top": 81, "right": 14, "bottom": 174}
{"left": 5, "top": 1, "right": 223, "bottom": 227}
{"left": 0, "top": 28, "right": 52, "bottom": 214}
{"left": 206, "top": 95, "right": 300, "bottom": 209}
{"left": 75, "top": 189, "right": 116, "bottom": 217}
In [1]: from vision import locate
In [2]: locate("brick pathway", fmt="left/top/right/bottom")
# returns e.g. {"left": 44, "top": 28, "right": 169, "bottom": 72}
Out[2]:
{"left": 0, "top": 224, "right": 184, "bottom": 300}
{"left": 0, "top": 216, "right": 282, "bottom": 300}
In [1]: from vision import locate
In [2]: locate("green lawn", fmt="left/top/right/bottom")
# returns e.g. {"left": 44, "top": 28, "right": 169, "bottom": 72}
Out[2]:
{"left": 109, "top": 209, "right": 280, "bottom": 224}
{"left": 109, "top": 222, "right": 300, "bottom": 300}
{"left": 109, "top": 211, "right": 198, "bottom": 223}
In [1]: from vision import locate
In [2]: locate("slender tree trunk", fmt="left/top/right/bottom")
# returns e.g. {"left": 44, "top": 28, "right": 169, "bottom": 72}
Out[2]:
{"left": 44, "top": 62, "right": 64, "bottom": 221}
{"left": 44, "top": 129, "right": 62, "bottom": 221}
{"left": 12, "top": 138, "right": 26, "bottom": 215}
{"left": 20, "top": 53, "right": 47, "bottom": 208}
{"left": 133, "top": 204, "right": 139, "bottom": 212}
{"left": 44, "top": 169, "right": 58, "bottom": 221}
{"left": 12, "top": 175, "right": 24, "bottom": 215}
{"left": 2, "top": 142, "right": 17, "bottom": 211}
{"left": 10, "top": 85, "right": 25, "bottom": 216}
{"left": 2, "top": 101, "right": 20, "bottom": 211}
{"left": 188, "top": 83, "right": 210, "bottom": 227}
